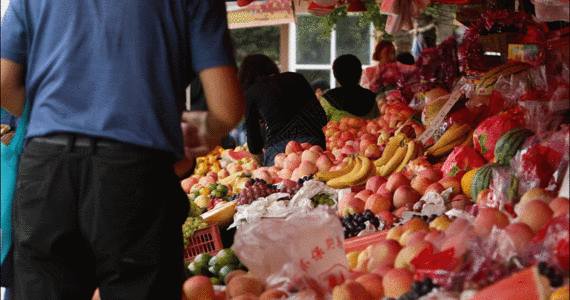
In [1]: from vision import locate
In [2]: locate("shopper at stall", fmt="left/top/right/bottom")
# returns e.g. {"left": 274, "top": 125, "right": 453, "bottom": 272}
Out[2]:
{"left": 360, "top": 40, "right": 397, "bottom": 91}
{"left": 239, "top": 54, "right": 327, "bottom": 167}
{"left": 1, "top": 1, "right": 246, "bottom": 299}
{"left": 320, "top": 54, "right": 379, "bottom": 122}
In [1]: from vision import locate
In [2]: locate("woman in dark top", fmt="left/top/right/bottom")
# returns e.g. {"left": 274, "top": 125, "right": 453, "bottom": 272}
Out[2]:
{"left": 239, "top": 54, "right": 327, "bottom": 167}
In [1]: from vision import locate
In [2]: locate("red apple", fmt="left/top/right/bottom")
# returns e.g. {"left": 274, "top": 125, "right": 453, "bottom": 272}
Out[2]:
{"left": 410, "top": 175, "right": 432, "bottom": 196}
{"left": 438, "top": 176, "right": 462, "bottom": 199}
{"left": 366, "top": 175, "right": 387, "bottom": 193}
{"left": 473, "top": 207, "right": 510, "bottom": 237}
{"left": 393, "top": 185, "right": 421, "bottom": 209}
{"left": 386, "top": 172, "right": 411, "bottom": 193}
{"left": 285, "top": 140, "right": 303, "bottom": 154}
{"left": 365, "top": 193, "right": 392, "bottom": 214}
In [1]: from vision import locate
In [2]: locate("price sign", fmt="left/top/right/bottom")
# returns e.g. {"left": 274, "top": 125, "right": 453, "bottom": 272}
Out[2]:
{"left": 416, "top": 89, "right": 465, "bottom": 145}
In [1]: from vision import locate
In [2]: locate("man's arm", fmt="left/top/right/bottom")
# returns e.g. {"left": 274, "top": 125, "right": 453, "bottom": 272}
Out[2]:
{"left": 1, "top": 58, "right": 26, "bottom": 117}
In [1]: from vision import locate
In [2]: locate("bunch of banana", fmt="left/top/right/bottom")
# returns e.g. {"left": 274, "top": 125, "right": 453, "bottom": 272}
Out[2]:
{"left": 426, "top": 123, "right": 473, "bottom": 158}
{"left": 374, "top": 135, "right": 423, "bottom": 177}
{"left": 315, "top": 155, "right": 375, "bottom": 189}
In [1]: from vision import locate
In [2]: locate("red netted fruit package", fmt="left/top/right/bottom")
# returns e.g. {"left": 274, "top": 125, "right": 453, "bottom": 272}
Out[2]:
{"left": 441, "top": 145, "right": 486, "bottom": 178}
{"left": 472, "top": 109, "right": 525, "bottom": 163}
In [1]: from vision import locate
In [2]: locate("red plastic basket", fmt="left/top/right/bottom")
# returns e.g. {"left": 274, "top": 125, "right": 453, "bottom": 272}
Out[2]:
{"left": 183, "top": 225, "right": 223, "bottom": 262}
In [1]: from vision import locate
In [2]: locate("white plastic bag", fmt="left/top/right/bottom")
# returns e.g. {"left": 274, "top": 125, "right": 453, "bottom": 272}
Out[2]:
{"left": 232, "top": 206, "right": 349, "bottom": 294}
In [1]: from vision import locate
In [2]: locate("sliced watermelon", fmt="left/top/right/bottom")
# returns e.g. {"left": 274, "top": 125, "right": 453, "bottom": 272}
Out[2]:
{"left": 470, "top": 266, "right": 551, "bottom": 300}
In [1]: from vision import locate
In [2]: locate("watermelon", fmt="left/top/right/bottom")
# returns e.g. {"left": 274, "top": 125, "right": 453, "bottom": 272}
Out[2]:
{"left": 494, "top": 127, "right": 534, "bottom": 166}
{"left": 473, "top": 112, "right": 525, "bottom": 163}
{"left": 470, "top": 265, "right": 551, "bottom": 300}
{"left": 441, "top": 145, "right": 486, "bottom": 178}
{"left": 470, "top": 163, "right": 500, "bottom": 201}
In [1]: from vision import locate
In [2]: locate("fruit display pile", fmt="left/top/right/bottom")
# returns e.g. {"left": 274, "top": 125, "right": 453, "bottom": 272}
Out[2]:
{"left": 179, "top": 19, "right": 570, "bottom": 299}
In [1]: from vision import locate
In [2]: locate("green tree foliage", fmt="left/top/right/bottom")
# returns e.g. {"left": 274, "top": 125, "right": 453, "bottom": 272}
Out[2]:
{"left": 230, "top": 26, "right": 281, "bottom": 66}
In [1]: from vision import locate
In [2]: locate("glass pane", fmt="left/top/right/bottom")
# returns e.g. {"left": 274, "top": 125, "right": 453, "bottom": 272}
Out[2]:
{"left": 230, "top": 26, "right": 281, "bottom": 66}
{"left": 296, "top": 15, "right": 331, "bottom": 65}
{"left": 296, "top": 70, "right": 331, "bottom": 88}
{"left": 335, "top": 16, "right": 371, "bottom": 65}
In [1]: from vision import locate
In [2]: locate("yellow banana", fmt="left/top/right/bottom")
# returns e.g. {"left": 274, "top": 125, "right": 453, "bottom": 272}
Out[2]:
{"left": 394, "top": 140, "right": 417, "bottom": 174}
{"left": 378, "top": 142, "right": 408, "bottom": 177}
{"left": 374, "top": 133, "right": 407, "bottom": 167}
{"left": 346, "top": 156, "right": 373, "bottom": 186}
{"left": 315, "top": 155, "right": 356, "bottom": 182}
{"left": 427, "top": 123, "right": 471, "bottom": 155}
{"left": 460, "top": 129, "right": 475, "bottom": 147}
{"left": 352, "top": 160, "right": 376, "bottom": 186}
{"left": 430, "top": 135, "right": 467, "bottom": 157}
{"left": 326, "top": 156, "right": 363, "bottom": 189}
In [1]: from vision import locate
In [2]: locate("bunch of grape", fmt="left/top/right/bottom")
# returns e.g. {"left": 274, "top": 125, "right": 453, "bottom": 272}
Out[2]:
{"left": 231, "top": 179, "right": 278, "bottom": 206}
{"left": 311, "top": 193, "right": 335, "bottom": 207}
{"left": 340, "top": 209, "right": 381, "bottom": 239}
{"left": 182, "top": 216, "right": 208, "bottom": 249}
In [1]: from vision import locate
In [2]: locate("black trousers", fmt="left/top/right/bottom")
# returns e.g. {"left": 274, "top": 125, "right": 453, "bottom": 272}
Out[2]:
{"left": 11, "top": 134, "right": 189, "bottom": 300}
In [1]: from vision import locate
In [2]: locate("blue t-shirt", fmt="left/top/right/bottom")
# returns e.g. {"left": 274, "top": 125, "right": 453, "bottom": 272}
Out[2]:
{"left": 1, "top": 0, "right": 235, "bottom": 160}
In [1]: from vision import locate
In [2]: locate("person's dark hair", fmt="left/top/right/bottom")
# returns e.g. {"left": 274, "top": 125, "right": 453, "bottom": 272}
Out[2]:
{"left": 311, "top": 79, "right": 330, "bottom": 93}
{"left": 238, "top": 54, "right": 280, "bottom": 91}
{"left": 332, "top": 54, "right": 362, "bottom": 86}
{"left": 396, "top": 52, "right": 415, "bottom": 65}
{"left": 372, "top": 40, "right": 395, "bottom": 61}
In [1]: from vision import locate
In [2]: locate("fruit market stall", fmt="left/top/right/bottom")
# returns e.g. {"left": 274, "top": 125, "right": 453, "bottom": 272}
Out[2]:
{"left": 175, "top": 7, "right": 569, "bottom": 300}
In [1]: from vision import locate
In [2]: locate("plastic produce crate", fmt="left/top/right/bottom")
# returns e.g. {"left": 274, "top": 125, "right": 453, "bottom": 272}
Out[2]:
{"left": 183, "top": 225, "right": 223, "bottom": 262}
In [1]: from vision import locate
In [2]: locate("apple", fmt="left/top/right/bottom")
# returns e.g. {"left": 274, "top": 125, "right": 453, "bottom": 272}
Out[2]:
{"left": 424, "top": 182, "right": 445, "bottom": 195}
{"left": 363, "top": 144, "right": 382, "bottom": 160}
{"left": 285, "top": 140, "right": 303, "bottom": 154}
{"left": 473, "top": 207, "right": 510, "bottom": 237}
{"left": 366, "top": 239, "right": 402, "bottom": 270}
{"left": 519, "top": 199, "right": 554, "bottom": 233}
{"left": 315, "top": 154, "right": 334, "bottom": 172}
{"left": 301, "top": 150, "right": 320, "bottom": 164}
{"left": 504, "top": 222, "right": 535, "bottom": 255}
{"left": 352, "top": 187, "right": 371, "bottom": 200}
{"left": 273, "top": 153, "right": 287, "bottom": 168}
{"left": 226, "top": 274, "right": 265, "bottom": 298}
{"left": 410, "top": 175, "right": 433, "bottom": 196}
{"left": 183, "top": 275, "right": 215, "bottom": 300}
{"left": 181, "top": 176, "right": 199, "bottom": 194}
{"left": 283, "top": 152, "right": 302, "bottom": 171}
{"left": 382, "top": 268, "right": 415, "bottom": 298}
{"left": 365, "top": 193, "right": 392, "bottom": 215}
{"left": 371, "top": 264, "right": 393, "bottom": 277}
{"left": 519, "top": 187, "right": 557, "bottom": 206}
{"left": 393, "top": 185, "right": 421, "bottom": 209}
{"left": 418, "top": 168, "right": 443, "bottom": 182}
{"left": 296, "top": 161, "right": 318, "bottom": 178}
{"left": 338, "top": 192, "right": 365, "bottom": 216}
{"left": 450, "top": 194, "right": 470, "bottom": 210}
{"left": 386, "top": 172, "right": 411, "bottom": 193}
{"left": 227, "top": 163, "right": 243, "bottom": 175}
{"left": 366, "top": 175, "right": 387, "bottom": 193}
{"left": 403, "top": 217, "right": 429, "bottom": 233}
{"left": 277, "top": 168, "right": 292, "bottom": 180}
{"left": 386, "top": 225, "right": 404, "bottom": 243}
{"left": 399, "top": 228, "right": 429, "bottom": 247}
{"left": 309, "top": 145, "right": 323, "bottom": 153}
{"left": 331, "top": 280, "right": 374, "bottom": 300}
{"left": 300, "top": 142, "right": 312, "bottom": 150}
{"left": 438, "top": 176, "right": 462, "bottom": 199}
{"left": 424, "top": 229, "right": 445, "bottom": 245}
{"left": 355, "top": 273, "right": 384, "bottom": 300}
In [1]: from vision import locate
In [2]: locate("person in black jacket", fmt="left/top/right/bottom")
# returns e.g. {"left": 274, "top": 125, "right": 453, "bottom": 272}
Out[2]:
{"left": 321, "top": 54, "right": 379, "bottom": 122}
{"left": 238, "top": 54, "right": 327, "bottom": 167}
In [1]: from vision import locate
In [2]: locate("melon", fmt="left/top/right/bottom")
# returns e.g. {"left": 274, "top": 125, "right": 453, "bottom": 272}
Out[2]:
{"left": 494, "top": 127, "right": 534, "bottom": 166}
{"left": 221, "top": 149, "right": 252, "bottom": 164}
{"left": 473, "top": 113, "right": 524, "bottom": 163}
{"left": 470, "top": 265, "right": 551, "bottom": 300}
{"left": 475, "top": 61, "right": 533, "bottom": 96}
{"left": 470, "top": 163, "right": 500, "bottom": 201}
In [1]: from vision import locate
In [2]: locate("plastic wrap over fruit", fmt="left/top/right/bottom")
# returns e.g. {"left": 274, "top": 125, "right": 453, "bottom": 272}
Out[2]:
{"left": 487, "top": 166, "right": 518, "bottom": 215}
{"left": 511, "top": 126, "right": 569, "bottom": 194}
{"left": 524, "top": 215, "right": 570, "bottom": 272}
{"left": 441, "top": 146, "right": 486, "bottom": 178}
{"left": 232, "top": 206, "right": 350, "bottom": 292}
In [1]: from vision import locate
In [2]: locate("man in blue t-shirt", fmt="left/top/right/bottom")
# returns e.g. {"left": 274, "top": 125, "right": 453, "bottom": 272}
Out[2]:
{"left": 1, "top": 0, "right": 246, "bottom": 298}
